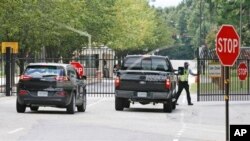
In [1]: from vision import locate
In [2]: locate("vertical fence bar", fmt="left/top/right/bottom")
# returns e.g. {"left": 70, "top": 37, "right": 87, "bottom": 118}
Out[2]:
{"left": 248, "top": 59, "right": 250, "bottom": 95}
{"left": 5, "top": 47, "right": 11, "bottom": 96}
{"left": 197, "top": 51, "right": 200, "bottom": 101}
{"left": 0, "top": 53, "right": 3, "bottom": 94}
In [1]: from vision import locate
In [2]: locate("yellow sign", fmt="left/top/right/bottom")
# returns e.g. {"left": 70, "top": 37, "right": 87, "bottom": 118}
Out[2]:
{"left": 1, "top": 42, "right": 19, "bottom": 54}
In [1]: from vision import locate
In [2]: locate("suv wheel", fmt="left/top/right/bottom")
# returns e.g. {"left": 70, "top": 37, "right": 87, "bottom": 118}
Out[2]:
{"left": 77, "top": 94, "right": 86, "bottom": 112}
{"left": 16, "top": 99, "right": 26, "bottom": 113}
{"left": 115, "top": 97, "right": 124, "bottom": 111}
{"left": 30, "top": 106, "right": 39, "bottom": 111}
{"left": 67, "top": 94, "right": 75, "bottom": 114}
{"left": 163, "top": 100, "right": 172, "bottom": 113}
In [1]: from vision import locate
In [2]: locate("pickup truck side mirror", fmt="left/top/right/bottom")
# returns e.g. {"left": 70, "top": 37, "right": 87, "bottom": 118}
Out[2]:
{"left": 178, "top": 67, "right": 184, "bottom": 75}
{"left": 81, "top": 75, "right": 87, "bottom": 80}
{"left": 173, "top": 69, "right": 178, "bottom": 75}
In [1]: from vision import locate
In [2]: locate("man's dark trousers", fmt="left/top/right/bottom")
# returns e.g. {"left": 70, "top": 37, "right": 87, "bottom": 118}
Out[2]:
{"left": 176, "top": 81, "right": 192, "bottom": 104}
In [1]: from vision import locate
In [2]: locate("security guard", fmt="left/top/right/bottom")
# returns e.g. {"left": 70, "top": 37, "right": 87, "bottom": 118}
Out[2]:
{"left": 175, "top": 62, "right": 197, "bottom": 106}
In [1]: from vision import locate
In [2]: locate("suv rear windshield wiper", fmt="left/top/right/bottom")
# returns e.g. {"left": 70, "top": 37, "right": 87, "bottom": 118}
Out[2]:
{"left": 42, "top": 75, "right": 58, "bottom": 77}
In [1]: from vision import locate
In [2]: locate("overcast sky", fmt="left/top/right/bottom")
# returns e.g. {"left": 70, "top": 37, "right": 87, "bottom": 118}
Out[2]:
{"left": 149, "top": 0, "right": 183, "bottom": 8}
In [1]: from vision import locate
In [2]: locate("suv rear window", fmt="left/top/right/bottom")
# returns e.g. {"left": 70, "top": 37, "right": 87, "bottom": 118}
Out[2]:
{"left": 24, "top": 65, "right": 65, "bottom": 77}
{"left": 123, "top": 57, "right": 170, "bottom": 71}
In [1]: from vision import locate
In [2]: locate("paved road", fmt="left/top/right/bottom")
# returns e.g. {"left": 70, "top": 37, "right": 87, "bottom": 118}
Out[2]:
{"left": 1, "top": 94, "right": 250, "bottom": 141}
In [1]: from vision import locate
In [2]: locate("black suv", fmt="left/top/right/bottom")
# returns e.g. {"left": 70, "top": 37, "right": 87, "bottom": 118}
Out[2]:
{"left": 16, "top": 63, "right": 87, "bottom": 114}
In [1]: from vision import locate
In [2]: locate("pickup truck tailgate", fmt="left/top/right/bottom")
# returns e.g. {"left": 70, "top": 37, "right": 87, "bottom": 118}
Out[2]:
{"left": 118, "top": 71, "right": 169, "bottom": 91}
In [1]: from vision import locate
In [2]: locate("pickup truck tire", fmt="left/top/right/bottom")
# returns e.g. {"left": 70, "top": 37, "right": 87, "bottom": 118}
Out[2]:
{"left": 115, "top": 97, "right": 124, "bottom": 111}
{"left": 172, "top": 101, "right": 176, "bottom": 110}
{"left": 124, "top": 99, "right": 130, "bottom": 108}
{"left": 163, "top": 100, "right": 172, "bottom": 113}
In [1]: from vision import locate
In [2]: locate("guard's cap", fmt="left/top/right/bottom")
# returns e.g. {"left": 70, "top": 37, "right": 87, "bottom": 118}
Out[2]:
{"left": 184, "top": 62, "right": 189, "bottom": 66}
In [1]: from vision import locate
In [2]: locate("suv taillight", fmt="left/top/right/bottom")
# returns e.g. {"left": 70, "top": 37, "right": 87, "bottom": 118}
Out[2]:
{"left": 18, "top": 90, "right": 29, "bottom": 96}
{"left": 20, "top": 75, "right": 32, "bottom": 81}
{"left": 165, "top": 78, "right": 171, "bottom": 89}
{"left": 56, "top": 91, "right": 67, "bottom": 97}
{"left": 115, "top": 77, "right": 120, "bottom": 89}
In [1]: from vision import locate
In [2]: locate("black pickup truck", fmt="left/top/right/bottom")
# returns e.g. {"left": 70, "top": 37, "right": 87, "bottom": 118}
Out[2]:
{"left": 115, "top": 55, "right": 177, "bottom": 113}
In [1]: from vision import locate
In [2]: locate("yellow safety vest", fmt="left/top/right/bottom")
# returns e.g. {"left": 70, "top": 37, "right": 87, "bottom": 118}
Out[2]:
{"left": 179, "top": 69, "right": 189, "bottom": 82}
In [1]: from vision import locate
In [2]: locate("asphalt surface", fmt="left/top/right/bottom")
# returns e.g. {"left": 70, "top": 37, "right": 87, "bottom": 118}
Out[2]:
{"left": 1, "top": 93, "right": 250, "bottom": 141}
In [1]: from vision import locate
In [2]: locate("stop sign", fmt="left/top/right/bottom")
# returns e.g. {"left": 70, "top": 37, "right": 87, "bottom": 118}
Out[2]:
{"left": 238, "top": 62, "right": 248, "bottom": 81}
{"left": 216, "top": 25, "right": 240, "bottom": 66}
{"left": 70, "top": 61, "right": 85, "bottom": 77}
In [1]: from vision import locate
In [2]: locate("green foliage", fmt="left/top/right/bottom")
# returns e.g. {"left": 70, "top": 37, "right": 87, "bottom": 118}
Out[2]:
{"left": 159, "top": 0, "right": 250, "bottom": 59}
{"left": 1, "top": 0, "right": 170, "bottom": 58}
{"left": 1, "top": 0, "right": 248, "bottom": 61}
{"left": 0, "top": 0, "right": 87, "bottom": 59}
{"left": 110, "top": 0, "right": 157, "bottom": 50}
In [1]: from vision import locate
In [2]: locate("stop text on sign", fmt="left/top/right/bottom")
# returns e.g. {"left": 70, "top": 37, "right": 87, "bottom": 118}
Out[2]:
{"left": 217, "top": 38, "right": 239, "bottom": 53}
{"left": 216, "top": 24, "right": 240, "bottom": 66}
{"left": 238, "top": 68, "right": 247, "bottom": 76}
{"left": 76, "top": 68, "right": 83, "bottom": 74}
{"left": 237, "top": 62, "right": 248, "bottom": 81}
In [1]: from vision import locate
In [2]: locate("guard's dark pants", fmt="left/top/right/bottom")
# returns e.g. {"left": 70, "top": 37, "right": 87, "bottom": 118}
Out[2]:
{"left": 175, "top": 81, "right": 192, "bottom": 104}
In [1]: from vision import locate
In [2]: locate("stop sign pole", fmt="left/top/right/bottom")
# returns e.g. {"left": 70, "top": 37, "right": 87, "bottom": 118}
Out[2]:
{"left": 216, "top": 24, "right": 240, "bottom": 141}
{"left": 225, "top": 67, "right": 230, "bottom": 141}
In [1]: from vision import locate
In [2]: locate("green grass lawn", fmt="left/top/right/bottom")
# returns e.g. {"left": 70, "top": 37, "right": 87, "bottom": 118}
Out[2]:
{"left": 191, "top": 76, "right": 249, "bottom": 94}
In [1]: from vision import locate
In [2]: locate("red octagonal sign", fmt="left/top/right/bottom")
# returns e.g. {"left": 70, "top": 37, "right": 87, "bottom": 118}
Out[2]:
{"left": 238, "top": 62, "right": 248, "bottom": 81}
{"left": 216, "top": 25, "right": 240, "bottom": 66}
{"left": 70, "top": 61, "right": 85, "bottom": 77}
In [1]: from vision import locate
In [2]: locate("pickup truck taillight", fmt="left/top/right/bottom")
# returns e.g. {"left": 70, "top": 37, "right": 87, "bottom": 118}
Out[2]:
{"left": 115, "top": 77, "right": 120, "bottom": 89}
{"left": 165, "top": 78, "right": 171, "bottom": 89}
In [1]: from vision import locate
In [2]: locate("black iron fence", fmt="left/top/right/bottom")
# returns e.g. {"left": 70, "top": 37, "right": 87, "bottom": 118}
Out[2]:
{"left": 198, "top": 47, "right": 250, "bottom": 101}
{"left": 0, "top": 47, "right": 121, "bottom": 96}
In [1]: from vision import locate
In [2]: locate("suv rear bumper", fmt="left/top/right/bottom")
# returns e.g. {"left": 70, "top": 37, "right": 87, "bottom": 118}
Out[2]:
{"left": 115, "top": 90, "right": 173, "bottom": 101}
{"left": 17, "top": 95, "right": 72, "bottom": 107}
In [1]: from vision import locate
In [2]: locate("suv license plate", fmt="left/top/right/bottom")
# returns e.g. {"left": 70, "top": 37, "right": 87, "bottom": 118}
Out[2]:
{"left": 37, "top": 91, "right": 48, "bottom": 97}
{"left": 137, "top": 92, "right": 147, "bottom": 97}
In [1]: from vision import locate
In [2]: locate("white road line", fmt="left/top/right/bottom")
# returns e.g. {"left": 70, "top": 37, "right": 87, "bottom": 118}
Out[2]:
{"left": 174, "top": 112, "right": 186, "bottom": 141}
{"left": 87, "top": 98, "right": 106, "bottom": 108}
{"left": 8, "top": 128, "right": 24, "bottom": 134}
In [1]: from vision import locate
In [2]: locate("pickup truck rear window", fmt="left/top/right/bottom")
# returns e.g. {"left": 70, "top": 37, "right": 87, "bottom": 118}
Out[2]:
{"left": 24, "top": 66, "right": 65, "bottom": 77}
{"left": 123, "top": 57, "right": 170, "bottom": 71}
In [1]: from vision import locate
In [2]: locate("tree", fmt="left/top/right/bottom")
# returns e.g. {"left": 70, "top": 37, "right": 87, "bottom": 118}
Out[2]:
{"left": 109, "top": 0, "right": 157, "bottom": 50}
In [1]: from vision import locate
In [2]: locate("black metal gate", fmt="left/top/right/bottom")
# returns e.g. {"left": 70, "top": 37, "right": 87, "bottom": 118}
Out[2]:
{"left": 197, "top": 47, "right": 250, "bottom": 101}
{"left": 0, "top": 47, "right": 121, "bottom": 97}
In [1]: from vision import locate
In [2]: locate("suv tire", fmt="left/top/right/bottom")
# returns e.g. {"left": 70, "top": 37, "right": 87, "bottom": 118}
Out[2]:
{"left": 67, "top": 94, "right": 75, "bottom": 114}
{"left": 16, "top": 99, "right": 26, "bottom": 113}
{"left": 77, "top": 94, "right": 86, "bottom": 112}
